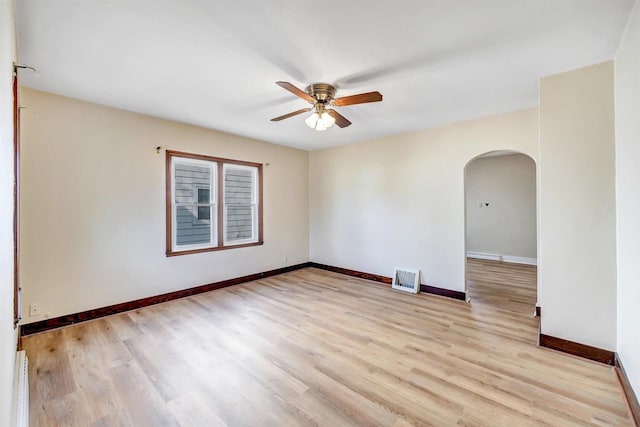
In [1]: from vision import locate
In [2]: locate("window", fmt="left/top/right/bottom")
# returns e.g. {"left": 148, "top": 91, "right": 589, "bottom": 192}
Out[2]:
{"left": 194, "top": 185, "right": 211, "bottom": 223}
{"left": 166, "top": 151, "right": 262, "bottom": 256}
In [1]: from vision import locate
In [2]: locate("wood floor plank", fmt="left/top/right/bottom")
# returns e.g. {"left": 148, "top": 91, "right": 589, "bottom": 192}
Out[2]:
{"left": 22, "top": 262, "right": 632, "bottom": 426}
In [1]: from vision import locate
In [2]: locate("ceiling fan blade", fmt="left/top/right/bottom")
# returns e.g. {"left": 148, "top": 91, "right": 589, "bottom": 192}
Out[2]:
{"left": 326, "top": 109, "right": 352, "bottom": 128}
{"left": 270, "top": 107, "right": 312, "bottom": 122}
{"left": 275, "top": 81, "right": 316, "bottom": 103}
{"left": 333, "top": 91, "right": 383, "bottom": 107}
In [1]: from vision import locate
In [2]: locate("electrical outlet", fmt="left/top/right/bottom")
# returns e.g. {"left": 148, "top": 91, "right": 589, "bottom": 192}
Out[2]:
{"left": 29, "top": 303, "right": 41, "bottom": 317}
{"left": 283, "top": 255, "right": 288, "bottom": 263}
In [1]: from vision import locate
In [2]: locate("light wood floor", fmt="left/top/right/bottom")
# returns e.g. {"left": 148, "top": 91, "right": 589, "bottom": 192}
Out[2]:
{"left": 23, "top": 265, "right": 631, "bottom": 426}
{"left": 466, "top": 258, "right": 538, "bottom": 316}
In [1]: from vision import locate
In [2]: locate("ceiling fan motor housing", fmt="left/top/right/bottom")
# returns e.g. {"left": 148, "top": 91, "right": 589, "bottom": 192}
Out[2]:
{"left": 305, "top": 83, "right": 336, "bottom": 104}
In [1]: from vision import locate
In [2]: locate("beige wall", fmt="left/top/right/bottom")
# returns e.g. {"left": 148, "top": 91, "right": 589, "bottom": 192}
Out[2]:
{"left": 539, "top": 61, "right": 617, "bottom": 350}
{"left": 0, "top": 0, "right": 18, "bottom": 425}
{"left": 19, "top": 89, "right": 309, "bottom": 323}
{"left": 465, "top": 153, "right": 537, "bottom": 261}
{"left": 615, "top": 1, "right": 640, "bottom": 395}
{"left": 310, "top": 108, "right": 539, "bottom": 292}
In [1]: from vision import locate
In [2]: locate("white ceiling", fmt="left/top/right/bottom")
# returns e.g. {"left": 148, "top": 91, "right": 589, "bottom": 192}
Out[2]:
{"left": 16, "top": 0, "right": 635, "bottom": 151}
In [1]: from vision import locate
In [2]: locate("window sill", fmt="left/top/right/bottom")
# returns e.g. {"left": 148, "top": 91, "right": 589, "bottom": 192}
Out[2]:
{"left": 166, "top": 241, "right": 264, "bottom": 257}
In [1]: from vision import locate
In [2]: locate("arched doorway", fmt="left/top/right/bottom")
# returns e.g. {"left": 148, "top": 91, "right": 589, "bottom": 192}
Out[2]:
{"left": 464, "top": 150, "right": 538, "bottom": 316}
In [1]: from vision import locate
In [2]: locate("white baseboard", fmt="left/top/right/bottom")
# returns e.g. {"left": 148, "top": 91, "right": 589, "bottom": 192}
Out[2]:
{"left": 466, "top": 252, "right": 537, "bottom": 266}
{"left": 502, "top": 255, "right": 537, "bottom": 266}
{"left": 466, "top": 251, "right": 501, "bottom": 261}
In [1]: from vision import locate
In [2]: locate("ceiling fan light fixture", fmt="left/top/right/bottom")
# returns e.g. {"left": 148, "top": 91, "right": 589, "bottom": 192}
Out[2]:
{"left": 306, "top": 111, "right": 335, "bottom": 131}
{"left": 305, "top": 112, "right": 319, "bottom": 129}
{"left": 322, "top": 111, "right": 336, "bottom": 128}
{"left": 305, "top": 111, "right": 335, "bottom": 131}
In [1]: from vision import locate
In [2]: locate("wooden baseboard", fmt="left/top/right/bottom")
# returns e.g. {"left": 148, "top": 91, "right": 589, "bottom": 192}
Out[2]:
{"left": 539, "top": 334, "right": 615, "bottom": 365}
{"left": 308, "top": 262, "right": 392, "bottom": 284}
{"left": 536, "top": 311, "right": 640, "bottom": 424}
{"left": 615, "top": 354, "right": 640, "bottom": 426}
{"left": 20, "top": 262, "right": 311, "bottom": 336}
{"left": 20, "top": 261, "right": 466, "bottom": 336}
{"left": 419, "top": 284, "right": 466, "bottom": 300}
{"left": 309, "top": 262, "right": 466, "bottom": 301}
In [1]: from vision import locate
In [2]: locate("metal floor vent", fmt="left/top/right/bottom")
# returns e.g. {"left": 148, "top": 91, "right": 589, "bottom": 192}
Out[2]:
{"left": 392, "top": 267, "right": 420, "bottom": 294}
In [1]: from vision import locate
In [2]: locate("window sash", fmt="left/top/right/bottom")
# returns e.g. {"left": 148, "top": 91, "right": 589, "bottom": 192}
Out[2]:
{"left": 223, "top": 203, "right": 258, "bottom": 245}
{"left": 171, "top": 157, "right": 217, "bottom": 252}
{"left": 222, "top": 164, "right": 259, "bottom": 246}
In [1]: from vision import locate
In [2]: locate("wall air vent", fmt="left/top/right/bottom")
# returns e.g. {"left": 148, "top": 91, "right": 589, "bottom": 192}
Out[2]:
{"left": 392, "top": 267, "right": 420, "bottom": 294}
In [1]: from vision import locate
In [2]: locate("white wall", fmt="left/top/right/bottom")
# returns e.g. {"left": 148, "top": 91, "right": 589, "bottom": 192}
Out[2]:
{"left": 0, "top": 0, "right": 18, "bottom": 425}
{"left": 310, "top": 108, "right": 539, "bottom": 292}
{"left": 615, "top": 0, "right": 640, "bottom": 396}
{"left": 465, "top": 153, "right": 536, "bottom": 261}
{"left": 20, "top": 89, "right": 309, "bottom": 323}
{"left": 539, "top": 61, "right": 617, "bottom": 351}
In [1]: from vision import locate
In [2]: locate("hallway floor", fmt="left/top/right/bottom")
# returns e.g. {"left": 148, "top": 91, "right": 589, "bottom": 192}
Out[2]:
{"left": 466, "top": 258, "right": 537, "bottom": 317}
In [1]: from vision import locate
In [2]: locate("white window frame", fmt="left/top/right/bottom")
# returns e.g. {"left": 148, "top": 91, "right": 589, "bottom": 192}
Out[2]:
{"left": 222, "top": 163, "right": 259, "bottom": 246}
{"left": 171, "top": 157, "right": 217, "bottom": 253}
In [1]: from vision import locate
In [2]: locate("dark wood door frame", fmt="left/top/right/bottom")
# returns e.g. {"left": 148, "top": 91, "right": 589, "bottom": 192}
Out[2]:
{"left": 13, "top": 65, "right": 21, "bottom": 327}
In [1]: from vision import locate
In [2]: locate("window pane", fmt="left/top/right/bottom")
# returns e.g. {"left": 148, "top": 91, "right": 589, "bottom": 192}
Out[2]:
{"left": 174, "top": 162, "right": 211, "bottom": 203}
{"left": 176, "top": 206, "right": 212, "bottom": 246}
{"left": 174, "top": 161, "right": 213, "bottom": 247}
{"left": 197, "top": 188, "right": 210, "bottom": 203}
{"left": 224, "top": 168, "right": 253, "bottom": 205}
{"left": 226, "top": 205, "right": 253, "bottom": 241}
{"left": 197, "top": 205, "right": 210, "bottom": 221}
{"left": 224, "top": 166, "right": 256, "bottom": 242}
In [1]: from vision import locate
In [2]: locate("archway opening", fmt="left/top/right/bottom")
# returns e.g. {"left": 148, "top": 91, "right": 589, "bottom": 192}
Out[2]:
{"left": 464, "top": 151, "right": 538, "bottom": 316}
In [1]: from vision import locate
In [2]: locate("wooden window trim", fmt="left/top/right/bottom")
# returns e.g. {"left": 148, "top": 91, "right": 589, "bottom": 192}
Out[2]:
{"left": 165, "top": 150, "right": 263, "bottom": 257}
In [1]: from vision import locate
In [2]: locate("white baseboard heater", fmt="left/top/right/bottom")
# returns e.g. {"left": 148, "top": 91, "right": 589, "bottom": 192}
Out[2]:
{"left": 12, "top": 350, "right": 29, "bottom": 427}
{"left": 467, "top": 251, "right": 502, "bottom": 261}
{"left": 466, "top": 252, "right": 537, "bottom": 266}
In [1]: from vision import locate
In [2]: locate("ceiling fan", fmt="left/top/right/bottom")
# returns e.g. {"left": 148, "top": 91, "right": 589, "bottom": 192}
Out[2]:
{"left": 270, "top": 81, "right": 383, "bottom": 131}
